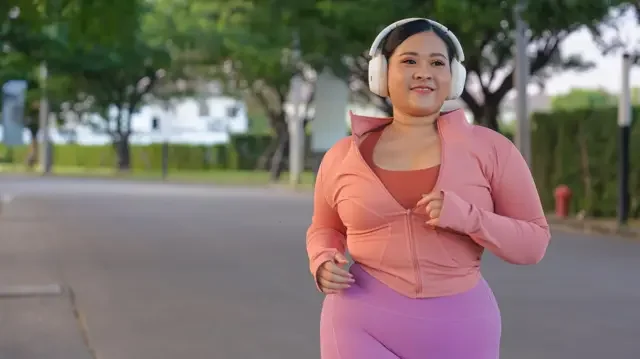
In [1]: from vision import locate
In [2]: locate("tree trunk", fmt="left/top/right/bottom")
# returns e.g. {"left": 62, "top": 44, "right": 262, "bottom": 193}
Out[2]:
{"left": 269, "top": 124, "right": 289, "bottom": 182}
{"left": 256, "top": 136, "right": 280, "bottom": 171}
{"left": 113, "top": 135, "right": 131, "bottom": 172}
{"left": 25, "top": 125, "right": 39, "bottom": 169}
{"left": 471, "top": 100, "right": 500, "bottom": 132}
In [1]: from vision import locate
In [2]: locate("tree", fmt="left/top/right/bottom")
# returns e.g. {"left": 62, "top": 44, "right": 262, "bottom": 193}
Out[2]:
{"left": 0, "top": 51, "right": 40, "bottom": 167}
{"left": 144, "top": 0, "right": 315, "bottom": 181}
{"left": 61, "top": 41, "right": 170, "bottom": 171}
{"left": 551, "top": 88, "right": 617, "bottom": 111}
{"left": 552, "top": 87, "right": 640, "bottom": 111}
{"left": 48, "top": 0, "right": 171, "bottom": 171}
{"left": 253, "top": 0, "right": 633, "bottom": 132}
{"left": 0, "top": 0, "right": 169, "bottom": 171}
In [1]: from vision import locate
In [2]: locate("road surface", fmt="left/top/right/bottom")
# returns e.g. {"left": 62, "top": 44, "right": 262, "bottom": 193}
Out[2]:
{"left": 0, "top": 176, "right": 638, "bottom": 359}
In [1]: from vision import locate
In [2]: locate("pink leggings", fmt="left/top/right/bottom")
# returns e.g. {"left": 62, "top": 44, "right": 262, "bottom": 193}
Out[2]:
{"left": 320, "top": 264, "right": 502, "bottom": 359}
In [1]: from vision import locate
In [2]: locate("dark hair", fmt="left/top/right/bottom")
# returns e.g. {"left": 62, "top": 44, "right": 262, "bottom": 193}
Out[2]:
{"left": 381, "top": 20, "right": 456, "bottom": 64}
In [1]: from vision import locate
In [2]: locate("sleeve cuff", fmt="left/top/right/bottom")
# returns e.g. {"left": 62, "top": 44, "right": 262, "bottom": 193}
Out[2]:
{"left": 438, "top": 190, "right": 473, "bottom": 234}
{"left": 309, "top": 250, "right": 338, "bottom": 292}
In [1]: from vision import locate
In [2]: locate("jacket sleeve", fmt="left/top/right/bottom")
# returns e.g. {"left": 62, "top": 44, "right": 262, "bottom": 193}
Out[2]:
{"left": 306, "top": 158, "right": 347, "bottom": 288}
{"left": 438, "top": 143, "right": 551, "bottom": 265}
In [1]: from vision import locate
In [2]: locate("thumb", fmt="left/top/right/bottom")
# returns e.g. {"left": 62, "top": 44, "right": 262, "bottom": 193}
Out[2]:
{"left": 334, "top": 252, "right": 349, "bottom": 265}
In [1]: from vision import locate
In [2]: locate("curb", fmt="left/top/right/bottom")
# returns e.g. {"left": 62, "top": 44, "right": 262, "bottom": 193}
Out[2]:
{"left": 547, "top": 216, "right": 640, "bottom": 239}
{"left": 0, "top": 284, "right": 65, "bottom": 298}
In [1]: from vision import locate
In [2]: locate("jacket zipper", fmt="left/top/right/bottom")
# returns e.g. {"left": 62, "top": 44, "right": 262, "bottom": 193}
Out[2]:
{"left": 405, "top": 209, "right": 421, "bottom": 296}
{"left": 350, "top": 120, "right": 446, "bottom": 297}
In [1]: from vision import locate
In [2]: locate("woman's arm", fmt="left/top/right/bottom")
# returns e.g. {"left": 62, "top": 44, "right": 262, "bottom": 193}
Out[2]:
{"left": 306, "top": 162, "right": 347, "bottom": 283}
{"left": 438, "top": 143, "right": 551, "bottom": 265}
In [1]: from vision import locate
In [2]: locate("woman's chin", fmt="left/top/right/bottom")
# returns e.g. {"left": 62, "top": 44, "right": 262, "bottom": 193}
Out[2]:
{"left": 405, "top": 104, "right": 442, "bottom": 117}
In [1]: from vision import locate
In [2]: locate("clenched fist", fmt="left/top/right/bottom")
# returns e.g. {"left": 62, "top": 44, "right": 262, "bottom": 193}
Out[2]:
{"left": 417, "top": 191, "right": 444, "bottom": 227}
{"left": 316, "top": 252, "right": 354, "bottom": 294}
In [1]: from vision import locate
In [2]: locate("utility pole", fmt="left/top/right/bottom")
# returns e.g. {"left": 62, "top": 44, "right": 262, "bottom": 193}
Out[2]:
{"left": 161, "top": 102, "right": 173, "bottom": 180}
{"left": 513, "top": 0, "right": 531, "bottom": 167}
{"left": 617, "top": 52, "right": 634, "bottom": 226}
{"left": 287, "top": 31, "right": 308, "bottom": 187}
{"left": 38, "top": 0, "right": 62, "bottom": 175}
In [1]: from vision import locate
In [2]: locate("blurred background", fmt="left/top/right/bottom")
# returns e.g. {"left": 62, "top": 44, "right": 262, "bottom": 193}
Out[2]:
{"left": 0, "top": 0, "right": 639, "bottom": 219}
{"left": 0, "top": 1, "right": 639, "bottom": 359}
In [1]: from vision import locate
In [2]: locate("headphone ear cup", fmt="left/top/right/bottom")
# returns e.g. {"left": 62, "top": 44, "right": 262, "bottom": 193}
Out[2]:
{"left": 368, "top": 54, "right": 389, "bottom": 97}
{"left": 448, "top": 59, "right": 467, "bottom": 100}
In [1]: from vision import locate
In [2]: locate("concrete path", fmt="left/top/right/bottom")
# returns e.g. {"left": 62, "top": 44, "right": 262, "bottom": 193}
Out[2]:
{"left": 0, "top": 175, "right": 638, "bottom": 359}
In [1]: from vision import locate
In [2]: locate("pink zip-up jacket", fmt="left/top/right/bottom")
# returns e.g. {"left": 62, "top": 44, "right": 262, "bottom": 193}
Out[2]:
{"left": 306, "top": 108, "right": 551, "bottom": 298}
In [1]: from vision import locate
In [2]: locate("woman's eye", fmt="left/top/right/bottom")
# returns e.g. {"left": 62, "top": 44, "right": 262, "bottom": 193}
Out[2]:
{"left": 402, "top": 59, "right": 417, "bottom": 65}
{"left": 432, "top": 60, "right": 445, "bottom": 66}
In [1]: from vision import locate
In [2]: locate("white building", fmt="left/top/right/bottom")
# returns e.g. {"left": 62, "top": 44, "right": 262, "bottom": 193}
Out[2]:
{"left": 2, "top": 94, "right": 250, "bottom": 146}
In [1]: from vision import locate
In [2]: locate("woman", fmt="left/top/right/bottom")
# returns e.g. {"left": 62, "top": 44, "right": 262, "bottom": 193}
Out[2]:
{"left": 306, "top": 18, "right": 551, "bottom": 359}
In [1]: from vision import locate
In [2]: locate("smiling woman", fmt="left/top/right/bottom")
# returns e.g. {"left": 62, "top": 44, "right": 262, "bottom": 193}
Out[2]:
{"left": 306, "top": 17, "right": 550, "bottom": 359}
{"left": 382, "top": 20, "right": 457, "bottom": 117}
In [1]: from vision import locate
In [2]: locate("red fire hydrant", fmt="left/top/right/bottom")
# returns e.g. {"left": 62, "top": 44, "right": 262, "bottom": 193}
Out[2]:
{"left": 554, "top": 185, "right": 572, "bottom": 218}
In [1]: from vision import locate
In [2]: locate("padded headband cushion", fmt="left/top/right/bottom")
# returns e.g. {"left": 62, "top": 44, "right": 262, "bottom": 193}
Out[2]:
{"left": 369, "top": 18, "right": 464, "bottom": 63}
{"left": 380, "top": 21, "right": 457, "bottom": 65}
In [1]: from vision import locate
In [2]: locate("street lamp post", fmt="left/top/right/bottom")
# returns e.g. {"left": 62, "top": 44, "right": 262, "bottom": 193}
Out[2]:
{"left": 38, "top": 62, "right": 52, "bottom": 174}
{"left": 513, "top": 0, "right": 531, "bottom": 167}
{"left": 285, "top": 32, "right": 312, "bottom": 187}
{"left": 286, "top": 76, "right": 308, "bottom": 187}
{"left": 617, "top": 52, "right": 635, "bottom": 226}
{"left": 161, "top": 102, "right": 173, "bottom": 180}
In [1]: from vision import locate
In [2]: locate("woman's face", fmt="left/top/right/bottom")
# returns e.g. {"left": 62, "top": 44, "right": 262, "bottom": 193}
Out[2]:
{"left": 387, "top": 31, "right": 452, "bottom": 117}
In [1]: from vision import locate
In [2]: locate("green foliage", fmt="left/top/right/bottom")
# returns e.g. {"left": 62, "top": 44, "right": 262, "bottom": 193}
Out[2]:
{"left": 551, "top": 88, "right": 618, "bottom": 111}
{"left": 551, "top": 88, "right": 640, "bottom": 111}
{"left": 531, "top": 107, "right": 640, "bottom": 218}
{"left": 145, "top": 0, "right": 316, "bottom": 142}
{"left": 247, "top": 0, "right": 632, "bottom": 130}
{"left": 228, "top": 134, "right": 273, "bottom": 169}
{"left": 1, "top": 1, "right": 171, "bottom": 124}
{"left": 0, "top": 133, "right": 276, "bottom": 172}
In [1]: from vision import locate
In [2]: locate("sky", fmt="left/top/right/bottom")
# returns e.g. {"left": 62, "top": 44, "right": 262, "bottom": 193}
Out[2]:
{"left": 543, "top": 8, "right": 639, "bottom": 95}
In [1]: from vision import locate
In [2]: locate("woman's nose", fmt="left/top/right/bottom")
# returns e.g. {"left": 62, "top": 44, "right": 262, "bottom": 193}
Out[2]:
{"left": 413, "top": 69, "right": 433, "bottom": 80}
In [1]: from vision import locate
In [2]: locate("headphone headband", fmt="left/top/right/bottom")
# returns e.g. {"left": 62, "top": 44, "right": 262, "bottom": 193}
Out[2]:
{"left": 367, "top": 18, "right": 465, "bottom": 63}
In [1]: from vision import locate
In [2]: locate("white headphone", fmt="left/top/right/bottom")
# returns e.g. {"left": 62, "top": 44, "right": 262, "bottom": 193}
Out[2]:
{"left": 367, "top": 18, "right": 467, "bottom": 100}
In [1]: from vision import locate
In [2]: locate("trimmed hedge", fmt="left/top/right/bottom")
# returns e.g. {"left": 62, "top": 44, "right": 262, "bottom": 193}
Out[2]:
{"left": 531, "top": 106, "right": 640, "bottom": 218}
{"left": 0, "top": 133, "right": 309, "bottom": 172}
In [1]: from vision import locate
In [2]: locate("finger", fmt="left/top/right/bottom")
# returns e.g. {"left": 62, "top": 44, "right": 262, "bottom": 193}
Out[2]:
{"left": 318, "top": 277, "right": 351, "bottom": 291}
{"left": 428, "top": 208, "right": 441, "bottom": 219}
{"left": 319, "top": 267, "right": 353, "bottom": 283}
{"left": 415, "top": 195, "right": 433, "bottom": 208}
{"left": 425, "top": 218, "right": 439, "bottom": 227}
{"left": 319, "top": 272, "right": 354, "bottom": 285}
{"left": 416, "top": 192, "right": 441, "bottom": 207}
{"left": 425, "top": 201, "right": 442, "bottom": 214}
{"left": 334, "top": 252, "right": 349, "bottom": 265}
{"left": 325, "top": 262, "right": 354, "bottom": 278}
{"left": 318, "top": 264, "right": 353, "bottom": 280}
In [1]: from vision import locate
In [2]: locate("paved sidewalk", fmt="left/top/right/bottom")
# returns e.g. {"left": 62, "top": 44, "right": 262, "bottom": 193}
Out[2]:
{"left": 547, "top": 215, "right": 640, "bottom": 239}
{"left": 0, "top": 198, "right": 93, "bottom": 359}
{"left": 0, "top": 295, "right": 93, "bottom": 359}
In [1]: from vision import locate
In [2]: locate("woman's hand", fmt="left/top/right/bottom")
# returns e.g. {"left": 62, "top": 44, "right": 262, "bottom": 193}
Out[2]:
{"left": 316, "top": 253, "right": 354, "bottom": 294}
{"left": 417, "top": 191, "right": 444, "bottom": 227}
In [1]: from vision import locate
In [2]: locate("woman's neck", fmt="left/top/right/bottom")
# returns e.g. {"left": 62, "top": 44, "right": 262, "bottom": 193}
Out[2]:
{"left": 387, "top": 112, "right": 439, "bottom": 140}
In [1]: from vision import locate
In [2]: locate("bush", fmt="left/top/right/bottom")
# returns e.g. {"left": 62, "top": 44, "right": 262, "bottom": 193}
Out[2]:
{"left": 531, "top": 106, "right": 640, "bottom": 218}
{"left": 0, "top": 133, "right": 278, "bottom": 172}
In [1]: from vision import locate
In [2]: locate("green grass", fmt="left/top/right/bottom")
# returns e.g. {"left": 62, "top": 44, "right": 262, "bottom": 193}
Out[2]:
{"left": 0, "top": 163, "right": 317, "bottom": 190}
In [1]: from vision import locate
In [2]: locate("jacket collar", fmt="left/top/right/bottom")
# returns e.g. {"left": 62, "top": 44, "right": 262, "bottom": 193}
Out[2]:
{"left": 349, "top": 101, "right": 471, "bottom": 142}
